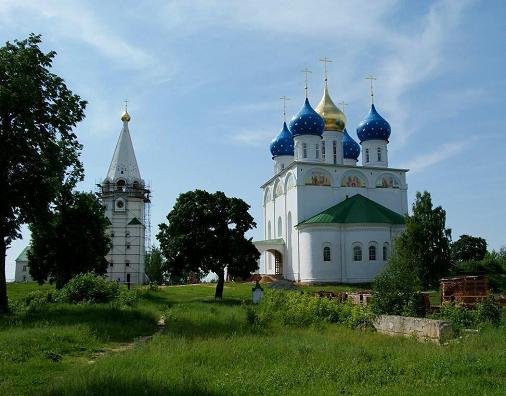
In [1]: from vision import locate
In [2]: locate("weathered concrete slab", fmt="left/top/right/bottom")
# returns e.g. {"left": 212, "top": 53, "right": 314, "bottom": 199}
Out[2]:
{"left": 374, "top": 315, "right": 453, "bottom": 343}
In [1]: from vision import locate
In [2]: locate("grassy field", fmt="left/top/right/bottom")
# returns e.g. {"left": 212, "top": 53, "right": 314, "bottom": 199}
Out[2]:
{"left": 1, "top": 282, "right": 505, "bottom": 395}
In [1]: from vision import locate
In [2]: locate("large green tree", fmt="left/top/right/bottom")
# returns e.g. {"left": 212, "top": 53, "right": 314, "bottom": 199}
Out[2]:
{"left": 0, "top": 34, "right": 85, "bottom": 312}
{"left": 28, "top": 192, "right": 110, "bottom": 289}
{"left": 157, "top": 190, "right": 259, "bottom": 298}
{"left": 395, "top": 191, "right": 452, "bottom": 289}
{"left": 145, "top": 246, "right": 165, "bottom": 284}
{"left": 451, "top": 234, "right": 487, "bottom": 263}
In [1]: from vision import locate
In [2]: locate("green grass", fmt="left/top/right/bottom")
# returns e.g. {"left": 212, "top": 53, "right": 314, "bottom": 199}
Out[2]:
{"left": 2, "top": 282, "right": 506, "bottom": 395}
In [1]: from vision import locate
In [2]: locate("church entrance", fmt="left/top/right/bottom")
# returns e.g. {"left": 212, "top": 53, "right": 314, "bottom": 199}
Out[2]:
{"left": 274, "top": 250, "right": 283, "bottom": 276}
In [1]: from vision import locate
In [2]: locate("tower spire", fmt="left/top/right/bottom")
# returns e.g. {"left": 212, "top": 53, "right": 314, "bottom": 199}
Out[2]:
{"left": 365, "top": 75, "right": 376, "bottom": 104}
{"left": 301, "top": 67, "right": 312, "bottom": 98}
{"left": 121, "top": 99, "right": 131, "bottom": 122}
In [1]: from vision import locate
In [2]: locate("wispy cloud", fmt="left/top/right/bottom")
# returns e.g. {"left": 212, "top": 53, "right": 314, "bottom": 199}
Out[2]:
{"left": 229, "top": 130, "right": 273, "bottom": 146}
{"left": 0, "top": 0, "right": 174, "bottom": 81}
{"left": 402, "top": 140, "right": 468, "bottom": 173}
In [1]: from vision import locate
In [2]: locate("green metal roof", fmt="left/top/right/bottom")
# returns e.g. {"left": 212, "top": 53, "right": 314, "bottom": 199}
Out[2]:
{"left": 298, "top": 194, "right": 405, "bottom": 226}
{"left": 16, "top": 246, "right": 30, "bottom": 262}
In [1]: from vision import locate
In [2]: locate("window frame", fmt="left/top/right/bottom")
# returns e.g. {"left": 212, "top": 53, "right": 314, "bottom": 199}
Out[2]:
{"left": 369, "top": 245, "right": 377, "bottom": 261}
{"left": 353, "top": 245, "right": 362, "bottom": 261}
{"left": 323, "top": 246, "right": 331, "bottom": 262}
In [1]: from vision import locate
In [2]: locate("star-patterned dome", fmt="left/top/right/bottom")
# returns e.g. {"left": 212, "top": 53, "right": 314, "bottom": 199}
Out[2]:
{"left": 288, "top": 98, "right": 325, "bottom": 137}
{"left": 342, "top": 128, "right": 360, "bottom": 160}
{"left": 356, "top": 104, "right": 391, "bottom": 142}
{"left": 270, "top": 122, "right": 294, "bottom": 158}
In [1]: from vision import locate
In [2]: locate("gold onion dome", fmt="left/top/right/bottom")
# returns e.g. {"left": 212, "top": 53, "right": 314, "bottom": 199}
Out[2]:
{"left": 121, "top": 110, "right": 131, "bottom": 122}
{"left": 315, "top": 84, "right": 346, "bottom": 131}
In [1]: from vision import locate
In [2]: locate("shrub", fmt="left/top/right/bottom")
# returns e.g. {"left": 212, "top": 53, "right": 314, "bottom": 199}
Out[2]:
{"left": 371, "top": 253, "right": 422, "bottom": 316}
{"left": 475, "top": 296, "right": 502, "bottom": 326}
{"left": 57, "top": 273, "right": 120, "bottom": 304}
{"left": 116, "top": 287, "right": 139, "bottom": 307}
{"left": 430, "top": 297, "right": 502, "bottom": 333}
{"left": 252, "top": 290, "right": 374, "bottom": 329}
{"left": 24, "top": 290, "right": 58, "bottom": 307}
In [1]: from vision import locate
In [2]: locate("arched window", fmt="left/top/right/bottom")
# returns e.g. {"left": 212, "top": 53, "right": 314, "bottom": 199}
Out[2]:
{"left": 332, "top": 141, "right": 337, "bottom": 164}
{"left": 277, "top": 216, "right": 282, "bottom": 237}
{"left": 369, "top": 245, "right": 376, "bottom": 261}
{"left": 315, "top": 143, "right": 320, "bottom": 159}
{"left": 323, "top": 246, "right": 331, "bottom": 262}
{"left": 383, "top": 243, "right": 389, "bottom": 261}
{"left": 116, "top": 179, "right": 126, "bottom": 191}
{"left": 302, "top": 143, "right": 308, "bottom": 159}
{"left": 353, "top": 245, "right": 362, "bottom": 261}
{"left": 322, "top": 142, "right": 326, "bottom": 160}
{"left": 377, "top": 147, "right": 382, "bottom": 162}
{"left": 365, "top": 149, "right": 370, "bottom": 163}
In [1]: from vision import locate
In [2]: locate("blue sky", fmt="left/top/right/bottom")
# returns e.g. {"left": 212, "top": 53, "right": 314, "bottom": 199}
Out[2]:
{"left": 2, "top": 0, "right": 505, "bottom": 280}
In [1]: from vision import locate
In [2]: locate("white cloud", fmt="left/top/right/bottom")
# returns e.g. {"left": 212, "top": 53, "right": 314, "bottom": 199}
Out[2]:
{"left": 229, "top": 130, "right": 273, "bottom": 146}
{"left": 0, "top": 0, "right": 172, "bottom": 79}
{"left": 401, "top": 140, "right": 468, "bottom": 173}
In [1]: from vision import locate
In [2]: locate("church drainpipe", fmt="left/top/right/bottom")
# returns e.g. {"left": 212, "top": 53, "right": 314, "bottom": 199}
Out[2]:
{"left": 297, "top": 228, "right": 301, "bottom": 282}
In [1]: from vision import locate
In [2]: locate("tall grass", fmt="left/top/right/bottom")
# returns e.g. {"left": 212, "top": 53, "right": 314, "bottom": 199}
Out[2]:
{"left": 45, "top": 285, "right": 506, "bottom": 396}
{"left": 3, "top": 282, "right": 506, "bottom": 395}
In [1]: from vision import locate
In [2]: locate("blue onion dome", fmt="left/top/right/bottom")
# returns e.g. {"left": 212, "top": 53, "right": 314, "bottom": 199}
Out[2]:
{"left": 356, "top": 104, "right": 391, "bottom": 142}
{"left": 270, "top": 122, "right": 294, "bottom": 158}
{"left": 288, "top": 98, "right": 325, "bottom": 137}
{"left": 342, "top": 128, "right": 360, "bottom": 160}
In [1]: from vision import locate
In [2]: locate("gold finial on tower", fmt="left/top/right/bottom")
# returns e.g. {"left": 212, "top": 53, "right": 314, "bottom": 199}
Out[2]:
{"left": 319, "top": 57, "right": 332, "bottom": 85}
{"left": 280, "top": 96, "right": 290, "bottom": 122}
{"left": 365, "top": 75, "right": 376, "bottom": 104}
{"left": 121, "top": 99, "right": 131, "bottom": 122}
{"left": 301, "top": 67, "right": 312, "bottom": 98}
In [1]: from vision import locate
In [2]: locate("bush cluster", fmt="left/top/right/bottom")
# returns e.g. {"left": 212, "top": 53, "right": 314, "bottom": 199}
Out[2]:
{"left": 248, "top": 290, "right": 374, "bottom": 329}
{"left": 430, "top": 296, "right": 502, "bottom": 332}
{"left": 57, "top": 273, "right": 120, "bottom": 304}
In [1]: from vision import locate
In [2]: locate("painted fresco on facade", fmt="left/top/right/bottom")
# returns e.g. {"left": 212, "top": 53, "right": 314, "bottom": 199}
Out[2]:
{"left": 341, "top": 172, "right": 366, "bottom": 188}
{"left": 376, "top": 174, "right": 400, "bottom": 189}
{"left": 304, "top": 170, "right": 331, "bottom": 186}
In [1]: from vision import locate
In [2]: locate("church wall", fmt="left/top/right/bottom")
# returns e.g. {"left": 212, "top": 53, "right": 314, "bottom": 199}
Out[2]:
{"left": 104, "top": 196, "right": 146, "bottom": 285}
{"left": 342, "top": 224, "right": 394, "bottom": 283}
{"left": 298, "top": 226, "right": 342, "bottom": 282}
{"left": 14, "top": 260, "right": 32, "bottom": 282}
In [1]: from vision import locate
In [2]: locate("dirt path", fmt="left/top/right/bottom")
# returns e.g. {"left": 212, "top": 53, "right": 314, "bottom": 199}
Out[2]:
{"left": 87, "top": 317, "right": 166, "bottom": 364}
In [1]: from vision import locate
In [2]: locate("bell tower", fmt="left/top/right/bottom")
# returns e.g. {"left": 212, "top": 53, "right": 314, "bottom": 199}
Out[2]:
{"left": 98, "top": 104, "right": 150, "bottom": 285}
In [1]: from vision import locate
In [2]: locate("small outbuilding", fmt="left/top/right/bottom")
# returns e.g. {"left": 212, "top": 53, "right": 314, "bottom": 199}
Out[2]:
{"left": 14, "top": 246, "right": 32, "bottom": 282}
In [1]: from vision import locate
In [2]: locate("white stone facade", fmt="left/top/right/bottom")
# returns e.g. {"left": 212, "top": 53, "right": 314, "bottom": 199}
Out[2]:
{"left": 100, "top": 110, "right": 149, "bottom": 285}
{"left": 258, "top": 161, "right": 408, "bottom": 283}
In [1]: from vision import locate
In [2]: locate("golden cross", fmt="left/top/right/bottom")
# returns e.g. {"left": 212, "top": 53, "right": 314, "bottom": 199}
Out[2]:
{"left": 365, "top": 75, "right": 376, "bottom": 104}
{"left": 301, "top": 67, "right": 312, "bottom": 98}
{"left": 338, "top": 101, "right": 348, "bottom": 112}
{"left": 320, "top": 57, "right": 333, "bottom": 83}
{"left": 280, "top": 96, "right": 290, "bottom": 122}
{"left": 124, "top": 99, "right": 128, "bottom": 112}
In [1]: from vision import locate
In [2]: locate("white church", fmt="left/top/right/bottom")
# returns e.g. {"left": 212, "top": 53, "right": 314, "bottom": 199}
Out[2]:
{"left": 254, "top": 71, "right": 408, "bottom": 284}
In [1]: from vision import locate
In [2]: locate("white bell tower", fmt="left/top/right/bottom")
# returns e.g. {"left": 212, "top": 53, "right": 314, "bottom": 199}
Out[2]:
{"left": 99, "top": 104, "right": 150, "bottom": 285}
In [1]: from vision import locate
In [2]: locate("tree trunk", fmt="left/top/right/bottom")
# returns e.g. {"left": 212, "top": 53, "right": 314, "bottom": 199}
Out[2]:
{"left": 215, "top": 268, "right": 224, "bottom": 299}
{"left": 0, "top": 236, "right": 8, "bottom": 314}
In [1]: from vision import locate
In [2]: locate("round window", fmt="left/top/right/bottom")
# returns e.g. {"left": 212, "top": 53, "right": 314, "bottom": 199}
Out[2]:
{"left": 116, "top": 200, "right": 124, "bottom": 209}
